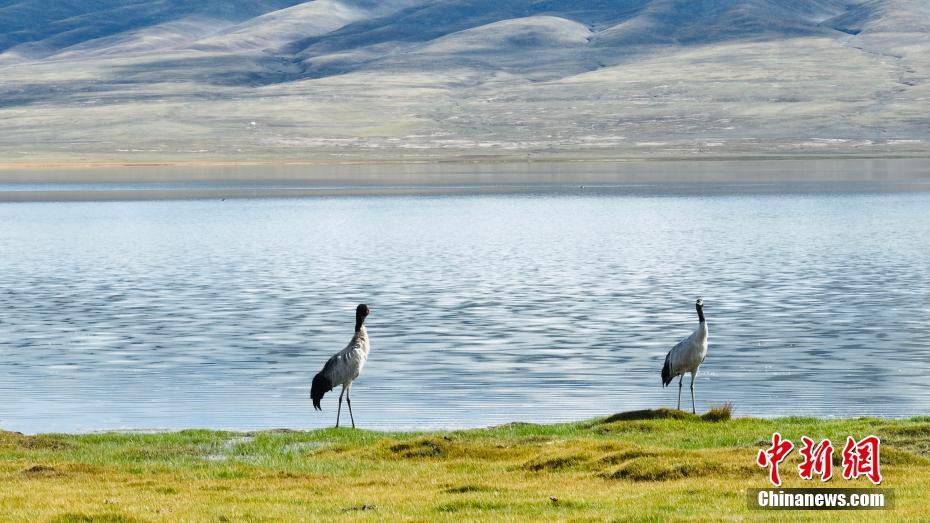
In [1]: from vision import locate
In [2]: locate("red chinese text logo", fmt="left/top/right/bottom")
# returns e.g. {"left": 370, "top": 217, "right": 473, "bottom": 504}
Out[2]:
{"left": 798, "top": 436, "right": 834, "bottom": 481}
{"left": 757, "top": 432, "right": 794, "bottom": 486}
{"left": 757, "top": 434, "right": 882, "bottom": 486}
{"left": 842, "top": 435, "right": 883, "bottom": 485}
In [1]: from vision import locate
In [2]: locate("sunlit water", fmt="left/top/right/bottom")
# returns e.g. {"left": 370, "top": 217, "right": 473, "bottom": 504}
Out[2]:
{"left": 2, "top": 178, "right": 930, "bottom": 433}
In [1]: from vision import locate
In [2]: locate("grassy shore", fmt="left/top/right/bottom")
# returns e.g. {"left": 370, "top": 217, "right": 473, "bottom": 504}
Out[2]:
{"left": 2, "top": 409, "right": 928, "bottom": 522}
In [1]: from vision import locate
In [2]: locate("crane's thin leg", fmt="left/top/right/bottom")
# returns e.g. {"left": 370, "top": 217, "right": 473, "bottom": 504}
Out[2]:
{"left": 346, "top": 384, "right": 355, "bottom": 429}
{"left": 690, "top": 373, "right": 696, "bottom": 414}
{"left": 336, "top": 386, "right": 345, "bottom": 428}
{"left": 677, "top": 375, "right": 683, "bottom": 410}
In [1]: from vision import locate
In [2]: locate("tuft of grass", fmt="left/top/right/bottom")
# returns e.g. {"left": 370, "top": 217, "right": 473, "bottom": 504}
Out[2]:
{"left": 388, "top": 438, "right": 450, "bottom": 458}
{"left": 887, "top": 423, "right": 930, "bottom": 437}
{"left": 435, "top": 500, "right": 508, "bottom": 513}
{"left": 48, "top": 514, "right": 139, "bottom": 523}
{"left": 880, "top": 447, "right": 930, "bottom": 466}
{"left": 21, "top": 464, "right": 58, "bottom": 476}
{"left": 524, "top": 454, "right": 590, "bottom": 472}
{"left": 1, "top": 431, "right": 72, "bottom": 450}
{"left": 444, "top": 484, "right": 495, "bottom": 494}
{"left": 701, "top": 403, "right": 734, "bottom": 422}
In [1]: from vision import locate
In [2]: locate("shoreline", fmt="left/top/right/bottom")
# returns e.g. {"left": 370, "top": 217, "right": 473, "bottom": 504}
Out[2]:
{"left": 2, "top": 157, "right": 930, "bottom": 202}
{"left": 5, "top": 181, "right": 930, "bottom": 203}
{"left": 4, "top": 411, "right": 929, "bottom": 437}
{"left": 3, "top": 152, "right": 930, "bottom": 172}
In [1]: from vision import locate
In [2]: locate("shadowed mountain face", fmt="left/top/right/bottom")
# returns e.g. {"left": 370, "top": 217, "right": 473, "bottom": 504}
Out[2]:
{"left": 293, "top": 0, "right": 847, "bottom": 53}
{"left": 0, "top": 0, "right": 928, "bottom": 162}
{"left": 1, "top": 0, "right": 851, "bottom": 59}
{"left": 0, "top": 1, "right": 308, "bottom": 56}
{"left": 823, "top": 0, "right": 930, "bottom": 34}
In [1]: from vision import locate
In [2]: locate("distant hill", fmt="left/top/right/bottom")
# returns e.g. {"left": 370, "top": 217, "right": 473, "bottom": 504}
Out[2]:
{"left": 0, "top": 0, "right": 927, "bottom": 162}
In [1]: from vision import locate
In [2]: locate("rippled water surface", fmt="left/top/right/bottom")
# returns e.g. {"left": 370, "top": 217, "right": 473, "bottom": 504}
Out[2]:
{"left": 2, "top": 171, "right": 930, "bottom": 433}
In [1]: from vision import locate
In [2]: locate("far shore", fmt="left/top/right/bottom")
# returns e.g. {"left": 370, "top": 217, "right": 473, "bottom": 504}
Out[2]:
{"left": 3, "top": 152, "right": 930, "bottom": 173}
{"left": 2, "top": 156, "right": 930, "bottom": 202}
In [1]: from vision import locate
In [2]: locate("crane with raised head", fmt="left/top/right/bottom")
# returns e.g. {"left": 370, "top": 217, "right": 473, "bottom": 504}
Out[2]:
{"left": 311, "top": 304, "right": 372, "bottom": 428}
{"left": 661, "top": 298, "right": 708, "bottom": 414}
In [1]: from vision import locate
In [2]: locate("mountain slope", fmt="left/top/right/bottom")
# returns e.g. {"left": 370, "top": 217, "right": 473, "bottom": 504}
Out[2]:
{"left": 291, "top": 0, "right": 857, "bottom": 80}
{"left": 192, "top": 0, "right": 422, "bottom": 53}
{"left": 824, "top": 0, "right": 930, "bottom": 34}
{"left": 0, "top": 0, "right": 927, "bottom": 162}
{"left": 0, "top": 1, "right": 305, "bottom": 58}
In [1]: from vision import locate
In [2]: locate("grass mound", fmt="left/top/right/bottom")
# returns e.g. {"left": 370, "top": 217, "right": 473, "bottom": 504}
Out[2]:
{"left": 600, "top": 408, "right": 697, "bottom": 422}
{"left": 600, "top": 405, "right": 733, "bottom": 424}
{"left": 388, "top": 438, "right": 451, "bottom": 458}
{"left": 524, "top": 454, "right": 590, "bottom": 472}
{"left": 21, "top": 464, "right": 58, "bottom": 476}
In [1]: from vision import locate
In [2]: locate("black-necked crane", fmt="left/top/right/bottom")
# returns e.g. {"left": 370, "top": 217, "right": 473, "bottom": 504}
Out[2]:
{"left": 661, "top": 298, "right": 708, "bottom": 413}
{"left": 311, "top": 304, "right": 371, "bottom": 428}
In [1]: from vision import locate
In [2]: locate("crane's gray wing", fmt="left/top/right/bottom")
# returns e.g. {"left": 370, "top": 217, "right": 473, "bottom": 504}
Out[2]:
{"left": 665, "top": 329, "right": 699, "bottom": 374}
{"left": 320, "top": 334, "right": 365, "bottom": 386}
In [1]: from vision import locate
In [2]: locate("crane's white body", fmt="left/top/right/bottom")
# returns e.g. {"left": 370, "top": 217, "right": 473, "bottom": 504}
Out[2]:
{"left": 662, "top": 299, "right": 708, "bottom": 413}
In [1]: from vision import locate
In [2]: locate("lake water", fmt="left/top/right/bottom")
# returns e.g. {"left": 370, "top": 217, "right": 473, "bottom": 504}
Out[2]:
{"left": 2, "top": 161, "right": 930, "bottom": 433}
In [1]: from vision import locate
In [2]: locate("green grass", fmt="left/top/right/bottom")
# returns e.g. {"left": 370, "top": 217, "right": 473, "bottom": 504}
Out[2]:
{"left": 2, "top": 410, "right": 928, "bottom": 521}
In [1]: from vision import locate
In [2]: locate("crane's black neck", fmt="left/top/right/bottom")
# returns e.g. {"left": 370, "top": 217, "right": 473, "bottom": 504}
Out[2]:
{"left": 355, "top": 314, "right": 366, "bottom": 333}
{"left": 696, "top": 303, "right": 705, "bottom": 323}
